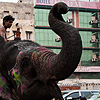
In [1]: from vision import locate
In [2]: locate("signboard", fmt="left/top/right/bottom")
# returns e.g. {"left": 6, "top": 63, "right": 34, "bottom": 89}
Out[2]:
{"left": 75, "top": 66, "right": 100, "bottom": 72}
{"left": 35, "top": 0, "right": 100, "bottom": 9}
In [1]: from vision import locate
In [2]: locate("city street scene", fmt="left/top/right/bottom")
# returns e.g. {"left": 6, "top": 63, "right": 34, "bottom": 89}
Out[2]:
{"left": 0, "top": 0, "right": 100, "bottom": 100}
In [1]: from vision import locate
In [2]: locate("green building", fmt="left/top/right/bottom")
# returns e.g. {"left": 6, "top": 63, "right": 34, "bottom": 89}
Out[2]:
{"left": 34, "top": 0, "right": 100, "bottom": 89}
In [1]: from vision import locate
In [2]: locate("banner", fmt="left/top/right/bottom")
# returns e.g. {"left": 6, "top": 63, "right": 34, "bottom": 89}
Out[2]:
{"left": 35, "top": 0, "right": 100, "bottom": 9}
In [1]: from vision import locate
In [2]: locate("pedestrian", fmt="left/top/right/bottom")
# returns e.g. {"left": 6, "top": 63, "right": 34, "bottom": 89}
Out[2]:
{"left": 14, "top": 27, "right": 21, "bottom": 41}
{"left": 16, "top": 28, "right": 21, "bottom": 37}
{"left": 0, "top": 15, "right": 15, "bottom": 41}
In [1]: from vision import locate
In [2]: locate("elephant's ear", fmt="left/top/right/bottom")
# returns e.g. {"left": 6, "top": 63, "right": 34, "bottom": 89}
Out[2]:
{"left": 16, "top": 51, "right": 37, "bottom": 79}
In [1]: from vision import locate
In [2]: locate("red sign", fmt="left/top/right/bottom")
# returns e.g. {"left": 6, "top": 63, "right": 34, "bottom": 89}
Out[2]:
{"left": 60, "top": 86, "right": 80, "bottom": 91}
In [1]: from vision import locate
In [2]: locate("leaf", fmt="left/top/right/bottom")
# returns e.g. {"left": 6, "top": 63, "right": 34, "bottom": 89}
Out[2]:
{"left": 16, "top": 80, "right": 20, "bottom": 88}
{"left": 13, "top": 69, "right": 21, "bottom": 83}
{"left": 0, "top": 79, "right": 5, "bottom": 87}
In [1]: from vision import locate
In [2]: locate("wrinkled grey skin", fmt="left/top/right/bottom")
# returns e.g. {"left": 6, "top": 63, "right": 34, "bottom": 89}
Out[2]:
{"left": 0, "top": 2, "right": 82, "bottom": 100}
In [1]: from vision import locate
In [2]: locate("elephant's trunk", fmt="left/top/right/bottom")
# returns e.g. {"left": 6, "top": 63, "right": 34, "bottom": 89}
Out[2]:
{"left": 49, "top": 2, "right": 82, "bottom": 81}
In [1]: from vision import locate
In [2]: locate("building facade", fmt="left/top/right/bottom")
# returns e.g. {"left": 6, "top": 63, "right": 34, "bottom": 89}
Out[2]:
{"left": 34, "top": 0, "right": 100, "bottom": 89}
{"left": 0, "top": 0, "right": 34, "bottom": 40}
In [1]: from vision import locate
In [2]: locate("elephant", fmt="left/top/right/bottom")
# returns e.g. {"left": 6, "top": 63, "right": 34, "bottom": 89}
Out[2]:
{"left": 0, "top": 2, "right": 82, "bottom": 100}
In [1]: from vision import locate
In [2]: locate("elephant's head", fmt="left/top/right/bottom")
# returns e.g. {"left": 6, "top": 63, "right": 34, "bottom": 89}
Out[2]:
{"left": 9, "top": 2, "right": 82, "bottom": 100}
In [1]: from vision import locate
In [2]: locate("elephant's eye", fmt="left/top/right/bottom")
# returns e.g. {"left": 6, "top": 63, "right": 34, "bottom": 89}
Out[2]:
{"left": 19, "top": 57, "right": 31, "bottom": 75}
{"left": 20, "top": 57, "right": 30, "bottom": 67}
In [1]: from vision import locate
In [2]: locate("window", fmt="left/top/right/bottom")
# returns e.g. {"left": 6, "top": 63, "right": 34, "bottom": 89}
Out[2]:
{"left": 81, "top": 91, "right": 92, "bottom": 99}
{"left": 13, "top": 12, "right": 18, "bottom": 19}
{"left": 25, "top": 13, "right": 31, "bottom": 20}
{"left": 3, "top": 11, "right": 9, "bottom": 17}
{"left": 65, "top": 92, "right": 79, "bottom": 99}
{"left": 26, "top": 31, "right": 32, "bottom": 40}
{"left": 79, "top": 12, "right": 92, "bottom": 28}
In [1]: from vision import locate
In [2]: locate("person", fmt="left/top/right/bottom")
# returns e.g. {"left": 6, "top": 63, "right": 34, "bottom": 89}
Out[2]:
{"left": 14, "top": 27, "right": 21, "bottom": 41}
{"left": 0, "top": 15, "right": 15, "bottom": 41}
{"left": 16, "top": 28, "right": 21, "bottom": 37}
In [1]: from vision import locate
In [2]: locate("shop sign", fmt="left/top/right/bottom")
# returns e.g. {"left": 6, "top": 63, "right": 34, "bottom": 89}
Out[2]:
{"left": 35, "top": 0, "right": 100, "bottom": 9}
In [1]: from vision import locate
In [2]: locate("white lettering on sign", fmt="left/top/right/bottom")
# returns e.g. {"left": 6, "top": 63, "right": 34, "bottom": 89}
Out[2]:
{"left": 37, "top": 0, "right": 50, "bottom": 4}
